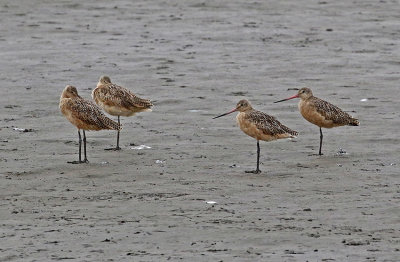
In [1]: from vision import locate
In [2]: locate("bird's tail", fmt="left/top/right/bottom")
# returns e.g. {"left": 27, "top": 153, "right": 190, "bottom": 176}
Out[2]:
{"left": 283, "top": 127, "right": 298, "bottom": 138}
{"left": 348, "top": 118, "right": 360, "bottom": 126}
{"left": 289, "top": 130, "right": 299, "bottom": 138}
{"left": 104, "top": 117, "right": 122, "bottom": 130}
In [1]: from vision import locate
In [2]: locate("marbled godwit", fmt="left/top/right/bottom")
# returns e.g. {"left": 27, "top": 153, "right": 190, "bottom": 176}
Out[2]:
{"left": 274, "top": 87, "right": 359, "bottom": 155}
{"left": 213, "top": 99, "right": 298, "bottom": 174}
{"left": 92, "top": 76, "right": 153, "bottom": 150}
{"left": 60, "top": 85, "right": 121, "bottom": 164}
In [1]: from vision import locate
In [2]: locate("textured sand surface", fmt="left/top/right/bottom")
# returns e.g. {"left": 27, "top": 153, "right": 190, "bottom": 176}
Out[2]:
{"left": 0, "top": 0, "right": 399, "bottom": 261}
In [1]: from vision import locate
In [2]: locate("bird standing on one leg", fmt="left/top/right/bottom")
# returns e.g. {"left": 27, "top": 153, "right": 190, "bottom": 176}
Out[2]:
{"left": 59, "top": 85, "right": 121, "bottom": 163}
{"left": 274, "top": 87, "right": 359, "bottom": 155}
{"left": 214, "top": 99, "right": 298, "bottom": 174}
{"left": 92, "top": 76, "right": 153, "bottom": 150}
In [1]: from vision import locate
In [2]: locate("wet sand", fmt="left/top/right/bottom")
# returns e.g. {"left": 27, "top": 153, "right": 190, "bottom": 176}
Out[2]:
{"left": 0, "top": 0, "right": 399, "bottom": 261}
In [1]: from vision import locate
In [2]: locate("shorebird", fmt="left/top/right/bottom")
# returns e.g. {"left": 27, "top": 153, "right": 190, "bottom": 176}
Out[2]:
{"left": 213, "top": 99, "right": 298, "bottom": 174}
{"left": 92, "top": 76, "right": 153, "bottom": 150}
{"left": 274, "top": 87, "right": 359, "bottom": 155}
{"left": 60, "top": 85, "right": 121, "bottom": 164}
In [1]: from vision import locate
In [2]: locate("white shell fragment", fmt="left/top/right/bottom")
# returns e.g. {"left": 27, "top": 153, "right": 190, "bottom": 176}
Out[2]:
{"left": 131, "top": 145, "right": 152, "bottom": 150}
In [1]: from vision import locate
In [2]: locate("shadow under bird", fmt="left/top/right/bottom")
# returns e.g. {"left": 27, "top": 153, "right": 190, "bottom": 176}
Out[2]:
{"left": 274, "top": 87, "right": 359, "bottom": 155}
{"left": 213, "top": 99, "right": 298, "bottom": 174}
{"left": 92, "top": 76, "right": 153, "bottom": 150}
{"left": 59, "top": 85, "right": 121, "bottom": 164}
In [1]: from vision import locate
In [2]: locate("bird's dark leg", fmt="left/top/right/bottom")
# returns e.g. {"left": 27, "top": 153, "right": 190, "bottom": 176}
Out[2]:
{"left": 245, "top": 140, "right": 262, "bottom": 174}
{"left": 105, "top": 116, "right": 121, "bottom": 151}
{"left": 68, "top": 129, "right": 84, "bottom": 164}
{"left": 78, "top": 130, "right": 82, "bottom": 162}
{"left": 256, "top": 140, "right": 261, "bottom": 173}
{"left": 116, "top": 116, "right": 121, "bottom": 150}
{"left": 319, "top": 127, "right": 323, "bottom": 155}
{"left": 83, "top": 130, "right": 89, "bottom": 163}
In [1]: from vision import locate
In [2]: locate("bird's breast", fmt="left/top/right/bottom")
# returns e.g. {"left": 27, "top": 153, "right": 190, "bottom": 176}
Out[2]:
{"left": 299, "top": 100, "right": 335, "bottom": 128}
{"left": 236, "top": 113, "right": 267, "bottom": 141}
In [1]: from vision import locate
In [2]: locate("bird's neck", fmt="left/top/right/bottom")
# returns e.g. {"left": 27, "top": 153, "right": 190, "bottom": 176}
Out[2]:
{"left": 302, "top": 95, "right": 313, "bottom": 102}
{"left": 61, "top": 93, "right": 80, "bottom": 100}
{"left": 241, "top": 108, "right": 253, "bottom": 113}
{"left": 60, "top": 92, "right": 69, "bottom": 100}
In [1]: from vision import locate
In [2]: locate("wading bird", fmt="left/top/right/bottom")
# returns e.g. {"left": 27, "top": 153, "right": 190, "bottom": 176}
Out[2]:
{"left": 60, "top": 85, "right": 121, "bottom": 163}
{"left": 92, "top": 76, "right": 153, "bottom": 150}
{"left": 214, "top": 99, "right": 298, "bottom": 174}
{"left": 274, "top": 87, "right": 359, "bottom": 155}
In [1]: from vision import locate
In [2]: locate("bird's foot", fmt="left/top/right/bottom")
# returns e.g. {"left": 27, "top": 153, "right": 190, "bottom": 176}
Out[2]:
{"left": 105, "top": 147, "right": 121, "bottom": 151}
{"left": 245, "top": 169, "right": 262, "bottom": 174}
{"left": 67, "top": 160, "right": 88, "bottom": 164}
{"left": 308, "top": 153, "right": 324, "bottom": 156}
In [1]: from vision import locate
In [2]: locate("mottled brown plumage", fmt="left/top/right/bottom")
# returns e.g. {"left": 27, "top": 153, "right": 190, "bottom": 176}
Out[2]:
{"left": 60, "top": 85, "right": 120, "bottom": 163}
{"left": 274, "top": 87, "right": 359, "bottom": 155}
{"left": 214, "top": 99, "right": 297, "bottom": 174}
{"left": 241, "top": 110, "right": 298, "bottom": 141}
{"left": 297, "top": 88, "right": 359, "bottom": 128}
{"left": 92, "top": 76, "right": 153, "bottom": 150}
{"left": 92, "top": 76, "right": 153, "bottom": 117}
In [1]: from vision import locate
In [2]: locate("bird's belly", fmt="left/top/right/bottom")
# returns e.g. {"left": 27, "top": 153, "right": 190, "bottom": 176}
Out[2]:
{"left": 101, "top": 104, "right": 135, "bottom": 117}
{"left": 299, "top": 103, "right": 337, "bottom": 128}
{"left": 62, "top": 109, "right": 101, "bottom": 131}
{"left": 237, "top": 115, "right": 275, "bottom": 141}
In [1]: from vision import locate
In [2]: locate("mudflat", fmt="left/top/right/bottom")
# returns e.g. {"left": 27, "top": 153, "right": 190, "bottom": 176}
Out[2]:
{"left": 0, "top": 1, "right": 399, "bottom": 261}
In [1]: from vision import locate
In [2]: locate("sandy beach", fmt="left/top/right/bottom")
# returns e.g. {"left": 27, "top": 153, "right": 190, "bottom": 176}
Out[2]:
{"left": 0, "top": 0, "right": 399, "bottom": 261}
